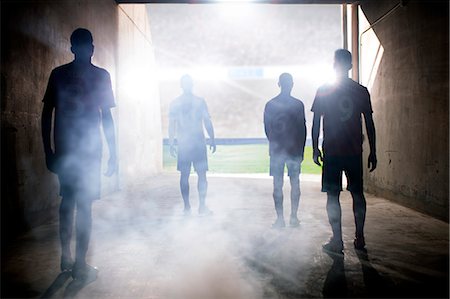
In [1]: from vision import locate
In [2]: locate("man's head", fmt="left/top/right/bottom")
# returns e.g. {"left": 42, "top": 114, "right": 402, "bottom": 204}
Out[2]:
{"left": 278, "top": 73, "right": 294, "bottom": 93}
{"left": 70, "top": 28, "right": 94, "bottom": 61}
{"left": 180, "top": 74, "right": 193, "bottom": 93}
{"left": 333, "top": 49, "right": 352, "bottom": 74}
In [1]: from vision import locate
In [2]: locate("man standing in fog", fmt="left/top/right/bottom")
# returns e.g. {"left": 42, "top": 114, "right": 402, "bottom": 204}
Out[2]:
{"left": 311, "top": 49, "right": 377, "bottom": 254}
{"left": 41, "top": 28, "right": 117, "bottom": 280}
{"left": 169, "top": 74, "right": 216, "bottom": 215}
{"left": 264, "top": 73, "right": 307, "bottom": 228}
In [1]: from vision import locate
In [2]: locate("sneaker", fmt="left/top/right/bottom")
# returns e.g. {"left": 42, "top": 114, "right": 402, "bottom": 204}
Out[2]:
{"left": 289, "top": 216, "right": 300, "bottom": 227}
{"left": 322, "top": 239, "right": 344, "bottom": 254}
{"left": 272, "top": 218, "right": 286, "bottom": 229}
{"left": 198, "top": 206, "right": 213, "bottom": 216}
{"left": 60, "top": 256, "right": 74, "bottom": 272}
{"left": 183, "top": 207, "right": 191, "bottom": 216}
{"left": 72, "top": 262, "right": 98, "bottom": 281}
{"left": 353, "top": 237, "right": 366, "bottom": 251}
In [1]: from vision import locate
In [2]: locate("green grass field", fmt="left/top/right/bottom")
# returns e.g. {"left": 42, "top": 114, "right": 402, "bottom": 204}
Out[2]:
{"left": 163, "top": 144, "right": 321, "bottom": 175}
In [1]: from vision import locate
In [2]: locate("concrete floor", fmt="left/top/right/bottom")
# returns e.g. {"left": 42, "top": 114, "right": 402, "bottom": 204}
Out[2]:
{"left": 2, "top": 173, "right": 449, "bottom": 298}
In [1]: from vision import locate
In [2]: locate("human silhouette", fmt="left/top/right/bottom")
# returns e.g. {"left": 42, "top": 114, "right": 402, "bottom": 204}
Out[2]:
{"left": 264, "top": 73, "right": 306, "bottom": 228}
{"left": 311, "top": 49, "right": 377, "bottom": 253}
{"left": 168, "top": 74, "right": 216, "bottom": 215}
{"left": 41, "top": 28, "right": 117, "bottom": 280}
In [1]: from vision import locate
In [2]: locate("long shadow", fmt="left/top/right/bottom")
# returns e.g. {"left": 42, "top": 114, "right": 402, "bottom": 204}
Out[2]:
{"left": 62, "top": 274, "right": 97, "bottom": 298}
{"left": 356, "top": 249, "right": 393, "bottom": 298}
{"left": 322, "top": 251, "right": 347, "bottom": 298}
{"left": 40, "top": 271, "right": 72, "bottom": 298}
{"left": 40, "top": 270, "right": 97, "bottom": 298}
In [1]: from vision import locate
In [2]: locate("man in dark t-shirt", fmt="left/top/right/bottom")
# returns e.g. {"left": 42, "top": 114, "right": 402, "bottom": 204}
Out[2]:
{"left": 169, "top": 74, "right": 216, "bottom": 215}
{"left": 264, "top": 73, "right": 307, "bottom": 228}
{"left": 311, "top": 49, "right": 377, "bottom": 253}
{"left": 41, "top": 28, "right": 117, "bottom": 280}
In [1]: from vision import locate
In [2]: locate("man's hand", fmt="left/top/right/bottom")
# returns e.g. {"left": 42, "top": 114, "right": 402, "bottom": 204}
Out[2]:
{"left": 368, "top": 152, "right": 377, "bottom": 172}
{"left": 45, "top": 152, "right": 58, "bottom": 173}
{"left": 313, "top": 148, "right": 323, "bottom": 166}
{"left": 210, "top": 140, "right": 216, "bottom": 154}
{"left": 105, "top": 156, "right": 118, "bottom": 177}
{"left": 170, "top": 144, "right": 177, "bottom": 157}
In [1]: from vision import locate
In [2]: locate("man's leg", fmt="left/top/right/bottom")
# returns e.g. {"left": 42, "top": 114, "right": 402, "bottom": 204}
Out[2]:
{"left": 272, "top": 175, "right": 285, "bottom": 227}
{"left": 74, "top": 199, "right": 93, "bottom": 267}
{"left": 351, "top": 191, "right": 366, "bottom": 248}
{"left": 197, "top": 170, "right": 207, "bottom": 209}
{"left": 323, "top": 191, "right": 344, "bottom": 253}
{"left": 180, "top": 170, "right": 191, "bottom": 212}
{"left": 289, "top": 175, "right": 300, "bottom": 225}
{"left": 326, "top": 192, "right": 343, "bottom": 242}
{"left": 59, "top": 196, "right": 75, "bottom": 270}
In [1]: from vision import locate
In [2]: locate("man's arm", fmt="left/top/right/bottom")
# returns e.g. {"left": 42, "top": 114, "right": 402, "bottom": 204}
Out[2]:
{"left": 168, "top": 113, "right": 177, "bottom": 157}
{"left": 41, "top": 102, "right": 56, "bottom": 172}
{"left": 300, "top": 105, "right": 307, "bottom": 161}
{"left": 312, "top": 112, "right": 322, "bottom": 166}
{"left": 102, "top": 108, "right": 117, "bottom": 176}
{"left": 364, "top": 113, "right": 377, "bottom": 172}
{"left": 263, "top": 104, "right": 270, "bottom": 140}
{"left": 204, "top": 116, "right": 216, "bottom": 153}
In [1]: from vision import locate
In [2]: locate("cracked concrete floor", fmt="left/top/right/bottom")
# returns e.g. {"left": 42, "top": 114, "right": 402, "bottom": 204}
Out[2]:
{"left": 2, "top": 173, "right": 449, "bottom": 298}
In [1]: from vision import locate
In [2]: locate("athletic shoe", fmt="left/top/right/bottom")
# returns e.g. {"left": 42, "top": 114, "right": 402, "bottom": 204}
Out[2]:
{"left": 272, "top": 218, "right": 286, "bottom": 229}
{"left": 289, "top": 215, "right": 300, "bottom": 227}
{"left": 198, "top": 206, "right": 213, "bottom": 216}
{"left": 322, "top": 239, "right": 344, "bottom": 255}
{"left": 72, "top": 262, "right": 98, "bottom": 281}
{"left": 60, "top": 256, "right": 74, "bottom": 272}
{"left": 353, "top": 237, "right": 366, "bottom": 251}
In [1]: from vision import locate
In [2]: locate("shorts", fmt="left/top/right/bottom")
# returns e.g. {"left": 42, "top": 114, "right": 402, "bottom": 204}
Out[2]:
{"left": 57, "top": 155, "right": 102, "bottom": 200}
{"left": 177, "top": 145, "right": 208, "bottom": 173}
{"left": 322, "top": 154, "right": 363, "bottom": 194}
{"left": 270, "top": 154, "right": 301, "bottom": 177}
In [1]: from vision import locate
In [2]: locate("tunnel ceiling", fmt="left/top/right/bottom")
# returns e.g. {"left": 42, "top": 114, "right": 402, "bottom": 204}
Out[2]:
{"left": 116, "top": 0, "right": 356, "bottom": 3}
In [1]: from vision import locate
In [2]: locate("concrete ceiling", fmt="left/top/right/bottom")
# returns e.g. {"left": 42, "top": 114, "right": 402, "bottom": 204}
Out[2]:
{"left": 116, "top": 0, "right": 356, "bottom": 4}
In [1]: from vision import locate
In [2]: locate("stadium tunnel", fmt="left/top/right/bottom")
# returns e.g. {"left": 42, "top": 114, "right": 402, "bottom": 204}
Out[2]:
{"left": 1, "top": 0, "right": 448, "bottom": 297}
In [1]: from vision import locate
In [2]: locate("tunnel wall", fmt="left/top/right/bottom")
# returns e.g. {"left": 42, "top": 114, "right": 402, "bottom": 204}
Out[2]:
{"left": 360, "top": 0, "right": 449, "bottom": 221}
{"left": 1, "top": 0, "right": 162, "bottom": 240}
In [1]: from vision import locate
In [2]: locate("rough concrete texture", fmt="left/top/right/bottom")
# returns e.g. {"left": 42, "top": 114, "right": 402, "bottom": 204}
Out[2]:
{"left": 2, "top": 175, "right": 448, "bottom": 298}
{"left": 1, "top": 1, "right": 163, "bottom": 238}
{"left": 359, "top": 0, "right": 449, "bottom": 220}
{"left": 1, "top": 0, "right": 119, "bottom": 237}
{"left": 117, "top": 4, "right": 163, "bottom": 187}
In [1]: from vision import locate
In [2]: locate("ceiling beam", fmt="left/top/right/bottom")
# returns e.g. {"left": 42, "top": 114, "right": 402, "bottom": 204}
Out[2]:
{"left": 116, "top": 0, "right": 356, "bottom": 4}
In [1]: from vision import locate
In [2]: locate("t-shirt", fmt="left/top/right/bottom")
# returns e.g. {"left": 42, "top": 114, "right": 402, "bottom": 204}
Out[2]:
{"left": 264, "top": 94, "right": 306, "bottom": 157}
{"left": 43, "top": 62, "right": 115, "bottom": 158}
{"left": 311, "top": 78, "right": 372, "bottom": 156}
{"left": 169, "top": 94, "right": 210, "bottom": 149}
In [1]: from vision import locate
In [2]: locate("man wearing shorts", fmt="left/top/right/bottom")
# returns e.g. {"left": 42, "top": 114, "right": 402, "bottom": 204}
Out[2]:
{"left": 41, "top": 28, "right": 117, "bottom": 279}
{"left": 311, "top": 49, "right": 377, "bottom": 253}
{"left": 169, "top": 74, "right": 216, "bottom": 215}
{"left": 264, "top": 73, "right": 306, "bottom": 228}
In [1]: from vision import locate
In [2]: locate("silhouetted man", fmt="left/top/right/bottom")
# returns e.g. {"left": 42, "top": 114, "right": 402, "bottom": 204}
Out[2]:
{"left": 264, "top": 73, "right": 306, "bottom": 228}
{"left": 311, "top": 49, "right": 377, "bottom": 253}
{"left": 169, "top": 74, "right": 216, "bottom": 215}
{"left": 41, "top": 28, "right": 117, "bottom": 280}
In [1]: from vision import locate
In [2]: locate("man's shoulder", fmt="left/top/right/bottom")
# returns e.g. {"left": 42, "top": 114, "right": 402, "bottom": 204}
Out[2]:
{"left": 316, "top": 83, "right": 334, "bottom": 95}
{"left": 90, "top": 65, "right": 111, "bottom": 78}
{"left": 289, "top": 96, "right": 304, "bottom": 107}
{"left": 52, "top": 62, "right": 73, "bottom": 75}
{"left": 344, "top": 79, "right": 369, "bottom": 96}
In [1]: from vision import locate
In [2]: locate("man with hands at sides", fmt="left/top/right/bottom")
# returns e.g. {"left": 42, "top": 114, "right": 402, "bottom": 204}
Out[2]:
{"left": 311, "top": 49, "right": 377, "bottom": 254}
{"left": 169, "top": 74, "right": 216, "bottom": 215}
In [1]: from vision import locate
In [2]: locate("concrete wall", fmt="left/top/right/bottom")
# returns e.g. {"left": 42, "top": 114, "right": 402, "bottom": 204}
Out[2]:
{"left": 360, "top": 0, "right": 449, "bottom": 221}
{"left": 117, "top": 5, "right": 162, "bottom": 186}
{"left": 1, "top": 0, "right": 162, "bottom": 241}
